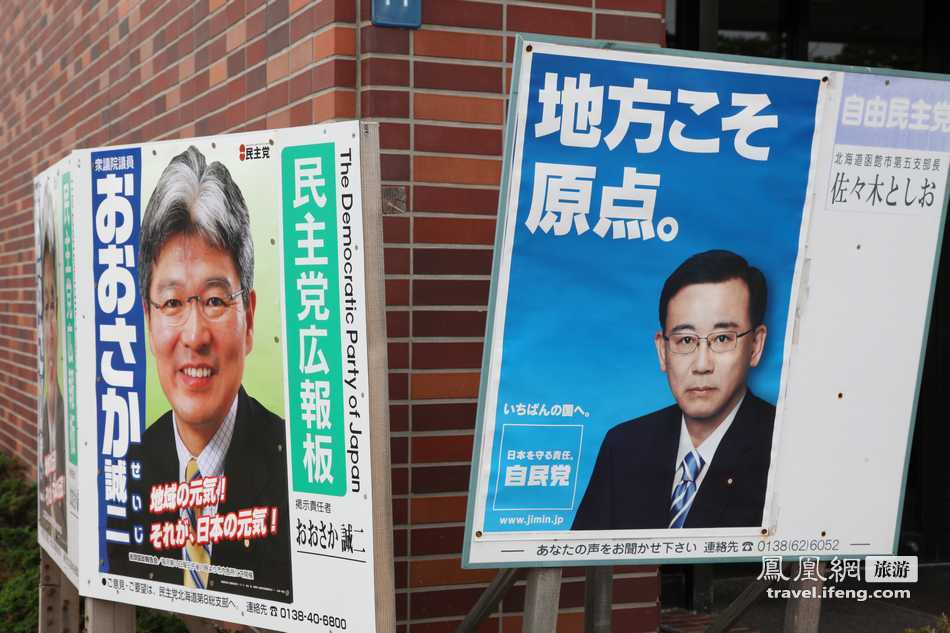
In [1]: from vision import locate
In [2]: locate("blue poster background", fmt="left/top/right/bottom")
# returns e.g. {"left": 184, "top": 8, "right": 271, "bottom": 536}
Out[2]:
{"left": 483, "top": 52, "right": 820, "bottom": 532}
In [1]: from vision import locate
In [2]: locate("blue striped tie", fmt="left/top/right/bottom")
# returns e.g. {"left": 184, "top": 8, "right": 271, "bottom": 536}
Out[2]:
{"left": 669, "top": 450, "right": 705, "bottom": 528}
{"left": 183, "top": 458, "right": 210, "bottom": 589}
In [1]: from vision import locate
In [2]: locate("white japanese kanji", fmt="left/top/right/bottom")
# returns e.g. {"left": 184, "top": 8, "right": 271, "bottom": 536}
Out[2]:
{"left": 527, "top": 464, "right": 549, "bottom": 486}
{"left": 909, "top": 99, "right": 932, "bottom": 131}
{"left": 604, "top": 78, "right": 671, "bottom": 152}
{"left": 535, "top": 72, "right": 604, "bottom": 148}
{"left": 595, "top": 167, "right": 667, "bottom": 241}
{"left": 932, "top": 101, "right": 950, "bottom": 131}
{"left": 302, "top": 433, "right": 334, "bottom": 484}
{"left": 300, "top": 379, "right": 331, "bottom": 430}
{"left": 721, "top": 93, "right": 777, "bottom": 161}
{"left": 550, "top": 464, "right": 571, "bottom": 486}
{"left": 525, "top": 162, "right": 596, "bottom": 236}
{"left": 757, "top": 556, "right": 789, "bottom": 581}
{"left": 297, "top": 270, "right": 329, "bottom": 321}
{"left": 315, "top": 434, "right": 334, "bottom": 483}
{"left": 794, "top": 556, "right": 826, "bottom": 581}
{"left": 864, "top": 96, "right": 887, "bottom": 128}
{"left": 299, "top": 325, "right": 330, "bottom": 374}
{"left": 295, "top": 212, "right": 329, "bottom": 266}
{"left": 302, "top": 433, "right": 317, "bottom": 482}
{"left": 887, "top": 97, "right": 910, "bottom": 129}
{"left": 293, "top": 157, "right": 327, "bottom": 208}
{"left": 104, "top": 458, "right": 127, "bottom": 504}
{"left": 669, "top": 89, "right": 720, "bottom": 153}
{"left": 504, "top": 465, "right": 527, "bottom": 487}
{"left": 841, "top": 94, "right": 864, "bottom": 126}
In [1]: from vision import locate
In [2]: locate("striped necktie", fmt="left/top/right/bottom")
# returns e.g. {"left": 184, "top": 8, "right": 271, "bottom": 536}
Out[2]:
{"left": 669, "top": 450, "right": 705, "bottom": 529}
{"left": 183, "top": 457, "right": 211, "bottom": 588}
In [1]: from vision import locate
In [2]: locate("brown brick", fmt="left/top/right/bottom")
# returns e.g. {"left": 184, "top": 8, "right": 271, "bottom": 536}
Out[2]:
{"left": 411, "top": 434, "right": 474, "bottom": 462}
{"left": 413, "top": 279, "right": 489, "bottom": 306}
{"left": 423, "top": 0, "right": 503, "bottom": 30}
{"left": 388, "top": 341, "right": 409, "bottom": 369}
{"left": 507, "top": 5, "right": 593, "bottom": 38}
{"left": 414, "top": 156, "right": 501, "bottom": 186}
{"left": 390, "top": 372, "right": 409, "bottom": 400}
{"left": 384, "top": 247, "right": 410, "bottom": 275}
{"left": 386, "top": 278, "right": 410, "bottom": 305}
{"left": 387, "top": 310, "right": 410, "bottom": 338}
{"left": 383, "top": 216, "right": 410, "bottom": 243}
{"left": 410, "top": 585, "right": 481, "bottom": 619}
{"left": 362, "top": 58, "right": 409, "bottom": 87}
{"left": 390, "top": 402, "right": 409, "bottom": 432}
{"left": 413, "top": 249, "right": 493, "bottom": 275}
{"left": 415, "top": 61, "right": 502, "bottom": 94}
{"left": 380, "top": 122, "right": 410, "bottom": 150}
{"left": 414, "top": 186, "right": 500, "bottom": 215}
{"left": 381, "top": 153, "right": 410, "bottom": 181}
{"left": 412, "top": 402, "right": 477, "bottom": 432}
{"left": 414, "top": 93, "right": 504, "bottom": 125}
{"left": 390, "top": 435, "right": 409, "bottom": 464}
{"left": 413, "top": 311, "right": 486, "bottom": 338}
{"left": 596, "top": 14, "right": 666, "bottom": 44}
{"left": 361, "top": 25, "right": 409, "bottom": 54}
{"left": 414, "top": 29, "right": 503, "bottom": 62}
{"left": 414, "top": 218, "right": 496, "bottom": 246}
{"left": 409, "top": 525, "right": 466, "bottom": 556}
{"left": 410, "top": 558, "right": 497, "bottom": 588}
{"left": 362, "top": 89, "right": 409, "bottom": 118}
{"left": 415, "top": 124, "right": 502, "bottom": 156}
{"left": 410, "top": 371, "right": 480, "bottom": 399}
{"left": 412, "top": 341, "right": 483, "bottom": 370}
{"left": 600, "top": 0, "right": 664, "bottom": 11}
{"left": 410, "top": 495, "right": 468, "bottom": 524}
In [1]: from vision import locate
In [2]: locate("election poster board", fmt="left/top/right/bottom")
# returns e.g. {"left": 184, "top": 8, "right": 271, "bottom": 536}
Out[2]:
{"left": 463, "top": 36, "right": 950, "bottom": 567}
{"left": 70, "top": 122, "right": 394, "bottom": 632}
{"left": 34, "top": 155, "right": 81, "bottom": 585}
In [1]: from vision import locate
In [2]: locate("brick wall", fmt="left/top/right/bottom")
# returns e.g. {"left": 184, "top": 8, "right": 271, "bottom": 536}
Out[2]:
{"left": 0, "top": 0, "right": 665, "bottom": 630}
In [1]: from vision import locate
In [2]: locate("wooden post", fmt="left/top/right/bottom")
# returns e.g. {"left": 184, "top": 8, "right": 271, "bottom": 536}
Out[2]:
{"left": 39, "top": 552, "right": 83, "bottom": 633}
{"left": 360, "top": 121, "right": 397, "bottom": 633}
{"left": 584, "top": 566, "right": 613, "bottom": 633}
{"left": 522, "top": 568, "right": 562, "bottom": 633}
{"left": 782, "top": 565, "right": 826, "bottom": 633}
{"left": 39, "top": 552, "right": 63, "bottom": 633}
{"left": 84, "top": 597, "right": 136, "bottom": 633}
{"left": 60, "top": 572, "right": 81, "bottom": 633}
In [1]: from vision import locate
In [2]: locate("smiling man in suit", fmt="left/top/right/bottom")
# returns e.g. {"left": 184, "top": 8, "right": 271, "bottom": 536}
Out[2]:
{"left": 573, "top": 250, "right": 776, "bottom": 530}
{"left": 113, "top": 146, "right": 292, "bottom": 603}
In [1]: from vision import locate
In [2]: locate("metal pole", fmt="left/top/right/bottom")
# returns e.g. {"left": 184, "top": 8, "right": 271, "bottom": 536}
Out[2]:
{"left": 782, "top": 565, "right": 826, "bottom": 633}
{"left": 584, "top": 566, "right": 613, "bottom": 633}
{"left": 84, "top": 597, "right": 136, "bottom": 633}
{"left": 455, "top": 568, "right": 520, "bottom": 633}
{"left": 522, "top": 568, "right": 562, "bottom": 633}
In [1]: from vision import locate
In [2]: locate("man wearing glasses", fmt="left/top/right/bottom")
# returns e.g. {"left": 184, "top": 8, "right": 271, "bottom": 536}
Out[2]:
{"left": 118, "top": 146, "right": 292, "bottom": 602}
{"left": 573, "top": 250, "right": 775, "bottom": 530}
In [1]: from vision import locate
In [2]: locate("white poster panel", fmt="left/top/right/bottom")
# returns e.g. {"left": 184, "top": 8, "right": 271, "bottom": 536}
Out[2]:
{"left": 34, "top": 155, "right": 81, "bottom": 585}
{"left": 73, "top": 122, "right": 381, "bottom": 631}
{"left": 463, "top": 37, "right": 948, "bottom": 567}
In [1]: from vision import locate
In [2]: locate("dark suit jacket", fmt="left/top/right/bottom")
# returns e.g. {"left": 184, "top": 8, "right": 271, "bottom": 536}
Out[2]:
{"left": 116, "top": 387, "right": 293, "bottom": 602}
{"left": 572, "top": 392, "right": 775, "bottom": 530}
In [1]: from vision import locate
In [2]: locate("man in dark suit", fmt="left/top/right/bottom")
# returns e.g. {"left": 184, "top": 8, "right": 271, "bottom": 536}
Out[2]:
{"left": 111, "top": 146, "right": 292, "bottom": 603}
{"left": 573, "top": 250, "right": 775, "bottom": 530}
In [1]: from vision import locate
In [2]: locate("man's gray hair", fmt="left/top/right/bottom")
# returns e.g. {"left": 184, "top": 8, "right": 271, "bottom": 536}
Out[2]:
{"left": 139, "top": 146, "right": 253, "bottom": 307}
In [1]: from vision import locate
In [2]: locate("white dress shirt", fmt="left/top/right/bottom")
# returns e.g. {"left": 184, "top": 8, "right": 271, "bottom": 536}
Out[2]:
{"left": 670, "top": 394, "right": 745, "bottom": 497}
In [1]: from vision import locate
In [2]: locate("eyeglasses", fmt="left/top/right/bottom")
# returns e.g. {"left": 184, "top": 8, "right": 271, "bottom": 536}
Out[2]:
{"left": 147, "top": 288, "right": 246, "bottom": 325}
{"left": 663, "top": 328, "right": 755, "bottom": 355}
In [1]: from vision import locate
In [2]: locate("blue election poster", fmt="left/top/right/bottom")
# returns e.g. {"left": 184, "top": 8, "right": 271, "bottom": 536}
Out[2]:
{"left": 469, "top": 40, "right": 824, "bottom": 542}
